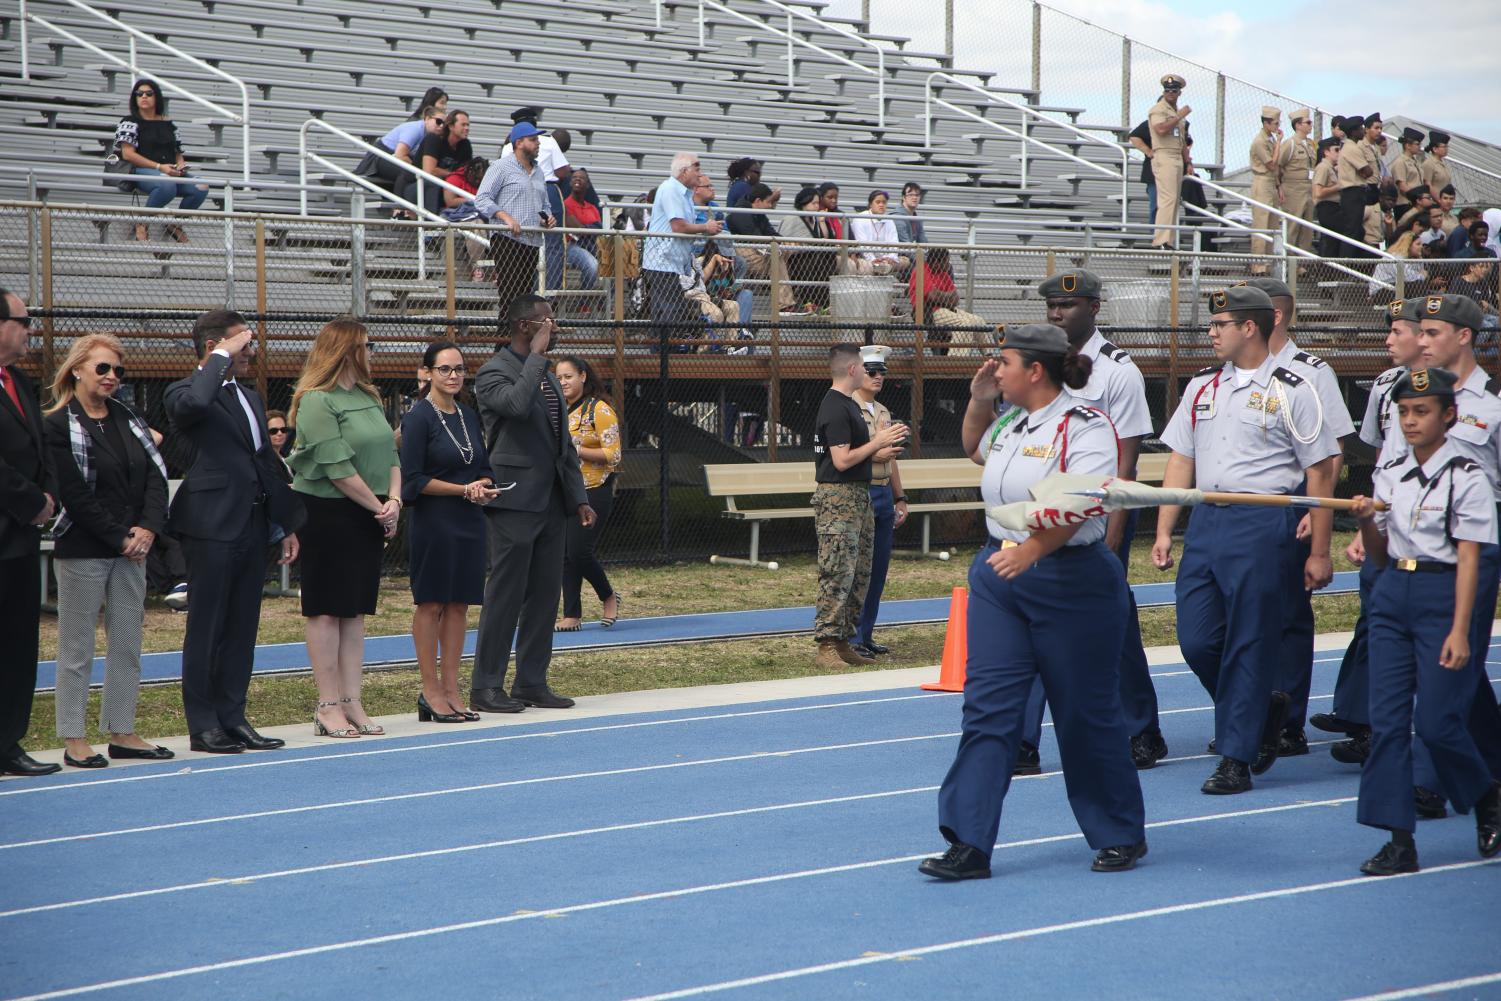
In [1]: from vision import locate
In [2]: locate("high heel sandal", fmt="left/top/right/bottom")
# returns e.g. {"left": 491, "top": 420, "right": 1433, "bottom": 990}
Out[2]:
{"left": 417, "top": 694, "right": 466, "bottom": 724}
{"left": 601, "top": 594, "right": 622, "bottom": 628}
{"left": 313, "top": 701, "right": 359, "bottom": 738}
{"left": 341, "top": 697, "right": 384, "bottom": 735}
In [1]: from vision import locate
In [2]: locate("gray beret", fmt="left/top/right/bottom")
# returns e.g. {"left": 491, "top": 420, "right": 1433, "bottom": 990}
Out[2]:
{"left": 1208, "top": 285, "right": 1274, "bottom": 313}
{"left": 1038, "top": 270, "right": 1103, "bottom": 300}
{"left": 1391, "top": 367, "right": 1458, "bottom": 402}
{"left": 999, "top": 322, "right": 1070, "bottom": 355}
{"left": 1242, "top": 276, "right": 1293, "bottom": 300}
{"left": 1420, "top": 293, "right": 1484, "bottom": 331}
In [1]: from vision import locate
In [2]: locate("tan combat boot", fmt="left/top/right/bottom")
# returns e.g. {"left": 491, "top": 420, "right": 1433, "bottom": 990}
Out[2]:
{"left": 835, "top": 641, "right": 876, "bottom": 666}
{"left": 815, "top": 641, "right": 848, "bottom": 670}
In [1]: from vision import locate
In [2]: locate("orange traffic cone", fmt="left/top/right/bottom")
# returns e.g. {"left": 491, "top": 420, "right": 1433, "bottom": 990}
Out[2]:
{"left": 921, "top": 586, "right": 968, "bottom": 692}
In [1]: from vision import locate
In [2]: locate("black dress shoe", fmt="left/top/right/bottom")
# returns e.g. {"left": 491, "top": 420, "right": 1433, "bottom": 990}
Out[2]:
{"left": 1202, "top": 756, "right": 1252, "bottom": 795}
{"left": 918, "top": 843, "right": 991, "bottom": 880}
{"left": 1206, "top": 737, "right": 1216, "bottom": 754}
{"left": 1360, "top": 841, "right": 1419, "bottom": 876}
{"left": 1476, "top": 785, "right": 1501, "bottom": 859}
{"left": 63, "top": 752, "right": 108, "bottom": 768}
{"left": 512, "top": 687, "right": 576, "bottom": 709}
{"left": 108, "top": 743, "right": 175, "bottom": 760}
{"left": 1414, "top": 786, "right": 1448, "bottom": 820}
{"left": 2, "top": 752, "right": 62, "bottom": 776}
{"left": 1252, "top": 691, "right": 1291, "bottom": 775}
{"left": 850, "top": 643, "right": 878, "bottom": 660}
{"left": 228, "top": 724, "right": 285, "bottom": 750}
{"left": 189, "top": 728, "right": 246, "bottom": 754}
{"left": 1278, "top": 727, "right": 1309, "bottom": 757}
{"left": 1309, "top": 712, "right": 1360, "bottom": 735}
{"left": 1330, "top": 732, "right": 1370, "bottom": 765}
{"left": 1131, "top": 731, "right": 1169, "bottom": 769}
{"left": 864, "top": 642, "right": 890, "bottom": 656}
{"left": 1092, "top": 841, "right": 1148, "bottom": 872}
{"left": 471, "top": 688, "right": 525, "bottom": 713}
{"left": 1013, "top": 741, "right": 1041, "bottom": 776}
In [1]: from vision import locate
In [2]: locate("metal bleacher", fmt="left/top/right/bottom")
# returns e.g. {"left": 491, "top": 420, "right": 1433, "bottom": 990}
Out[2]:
{"left": 2, "top": 0, "right": 1250, "bottom": 330}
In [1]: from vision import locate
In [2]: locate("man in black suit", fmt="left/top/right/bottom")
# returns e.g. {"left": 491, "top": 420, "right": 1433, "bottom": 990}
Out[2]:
{"left": 165, "top": 310, "right": 303, "bottom": 753}
{"left": 0, "top": 288, "right": 61, "bottom": 777}
{"left": 472, "top": 294, "right": 595, "bottom": 713}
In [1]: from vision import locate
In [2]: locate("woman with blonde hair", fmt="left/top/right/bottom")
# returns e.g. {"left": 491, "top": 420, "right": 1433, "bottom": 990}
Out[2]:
{"left": 286, "top": 319, "right": 400, "bottom": 738}
{"left": 43, "top": 333, "right": 172, "bottom": 765}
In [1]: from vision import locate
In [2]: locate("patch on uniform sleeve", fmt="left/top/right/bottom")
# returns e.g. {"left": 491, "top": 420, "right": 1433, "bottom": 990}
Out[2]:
{"left": 1271, "top": 366, "right": 1305, "bottom": 387}
{"left": 1292, "top": 350, "right": 1327, "bottom": 369}
{"left": 1099, "top": 339, "right": 1131, "bottom": 363}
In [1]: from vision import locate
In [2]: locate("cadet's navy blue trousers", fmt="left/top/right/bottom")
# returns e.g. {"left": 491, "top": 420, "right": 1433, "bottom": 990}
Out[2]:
{"left": 1358, "top": 565, "right": 1495, "bottom": 833}
{"left": 855, "top": 484, "right": 895, "bottom": 649}
{"left": 938, "top": 542, "right": 1145, "bottom": 855}
{"left": 1020, "top": 510, "right": 1160, "bottom": 746}
{"left": 1279, "top": 507, "right": 1317, "bottom": 730}
{"left": 1331, "top": 557, "right": 1384, "bottom": 727}
{"left": 1176, "top": 505, "right": 1288, "bottom": 765}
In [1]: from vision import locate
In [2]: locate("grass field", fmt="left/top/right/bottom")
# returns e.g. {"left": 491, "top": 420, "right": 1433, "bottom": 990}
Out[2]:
{"left": 27, "top": 533, "right": 1375, "bottom": 748}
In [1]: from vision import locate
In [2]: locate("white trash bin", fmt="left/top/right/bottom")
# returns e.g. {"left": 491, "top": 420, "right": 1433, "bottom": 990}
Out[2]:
{"left": 829, "top": 274, "right": 895, "bottom": 324}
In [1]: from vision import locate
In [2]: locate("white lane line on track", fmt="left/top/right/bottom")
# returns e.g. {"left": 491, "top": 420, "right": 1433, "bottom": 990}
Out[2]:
{"left": 620, "top": 858, "right": 1501, "bottom": 1001}
{"left": 0, "top": 795, "right": 1363, "bottom": 1001}
{"left": 0, "top": 694, "right": 951, "bottom": 798}
{"left": 0, "top": 733, "right": 958, "bottom": 851}
{"left": 1339, "top": 972, "right": 1501, "bottom": 1001}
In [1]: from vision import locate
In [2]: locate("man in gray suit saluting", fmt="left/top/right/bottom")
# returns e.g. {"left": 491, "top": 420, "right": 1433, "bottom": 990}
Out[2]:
{"left": 472, "top": 294, "right": 595, "bottom": 713}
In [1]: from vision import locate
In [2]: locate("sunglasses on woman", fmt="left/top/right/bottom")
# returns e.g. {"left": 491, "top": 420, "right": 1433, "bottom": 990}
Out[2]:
{"left": 93, "top": 362, "right": 125, "bottom": 378}
{"left": 268, "top": 426, "right": 289, "bottom": 435}
{"left": 133, "top": 90, "right": 157, "bottom": 98}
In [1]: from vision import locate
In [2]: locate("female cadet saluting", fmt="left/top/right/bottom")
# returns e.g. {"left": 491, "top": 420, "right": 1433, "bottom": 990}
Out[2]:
{"left": 1350, "top": 367, "right": 1501, "bottom": 876}
{"left": 919, "top": 323, "right": 1147, "bottom": 881}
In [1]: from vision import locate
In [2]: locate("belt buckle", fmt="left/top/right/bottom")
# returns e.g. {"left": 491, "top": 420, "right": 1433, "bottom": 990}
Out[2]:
{"left": 1001, "top": 539, "right": 1020, "bottom": 550}
{"left": 1394, "top": 558, "right": 1418, "bottom": 572}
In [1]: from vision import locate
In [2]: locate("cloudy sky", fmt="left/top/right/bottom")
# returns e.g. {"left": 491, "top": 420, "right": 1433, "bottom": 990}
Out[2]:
{"left": 824, "top": 0, "right": 1501, "bottom": 147}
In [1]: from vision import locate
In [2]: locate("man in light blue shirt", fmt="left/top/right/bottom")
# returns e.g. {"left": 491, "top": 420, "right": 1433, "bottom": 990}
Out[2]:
{"left": 643, "top": 152, "right": 722, "bottom": 352}
{"left": 473, "top": 122, "right": 555, "bottom": 313}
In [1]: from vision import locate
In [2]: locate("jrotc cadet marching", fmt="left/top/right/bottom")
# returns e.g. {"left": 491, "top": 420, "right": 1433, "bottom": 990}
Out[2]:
{"left": 1350, "top": 366, "right": 1501, "bottom": 875}
{"left": 921, "top": 323, "right": 1146, "bottom": 881}
{"left": 1276, "top": 109, "right": 1319, "bottom": 257}
{"left": 1152, "top": 286, "right": 1341, "bottom": 795}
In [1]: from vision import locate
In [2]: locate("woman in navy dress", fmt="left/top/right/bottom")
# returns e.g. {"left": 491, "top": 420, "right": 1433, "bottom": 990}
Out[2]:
{"left": 401, "top": 340, "right": 502, "bottom": 723}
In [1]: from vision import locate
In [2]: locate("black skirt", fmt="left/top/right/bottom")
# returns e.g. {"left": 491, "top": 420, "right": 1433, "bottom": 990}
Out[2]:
{"left": 297, "top": 492, "right": 384, "bottom": 617}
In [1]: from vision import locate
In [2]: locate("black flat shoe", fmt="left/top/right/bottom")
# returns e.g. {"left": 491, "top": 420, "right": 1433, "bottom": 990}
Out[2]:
{"left": 1, "top": 752, "right": 61, "bottom": 777}
{"left": 471, "top": 688, "right": 525, "bottom": 714}
{"left": 512, "top": 687, "right": 576, "bottom": 710}
{"left": 1202, "top": 756, "right": 1252, "bottom": 795}
{"left": 107, "top": 743, "right": 175, "bottom": 760}
{"left": 418, "top": 694, "right": 466, "bottom": 724}
{"left": 1131, "top": 731, "right": 1169, "bottom": 769}
{"left": 1330, "top": 732, "right": 1370, "bottom": 764}
{"left": 1414, "top": 786, "right": 1448, "bottom": 820}
{"left": 63, "top": 752, "right": 109, "bottom": 769}
{"left": 1360, "top": 841, "right": 1419, "bottom": 876}
{"left": 1206, "top": 737, "right": 1216, "bottom": 754}
{"left": 1309, "top": 712, "right": 1361, "bottom": 735}
{"left": 864, "top": 642, "right": 890, "bottom": 656}
{"left": 1252, "top": 691, "right": 1291, "bottom": 775}
{"left": 918, "top": 843, "right": 991, "bottom": 881}
{"left": 1477, "top": 785, "right": 1501, "bottom": 859}
{"left": 189, "top": 728, "right": 245, "bottom": 754}
{"left": 228, "top": 724, "right": 285, "bottom": 751}
{"left": 1013, "top": 741, "right": 1042, "bottom": 776}
{"left": 1278, "top": 727, "right": 1309, "bottom": 757}
{"left": 1092, "top": 841, "right": 1148, "bottom": 872}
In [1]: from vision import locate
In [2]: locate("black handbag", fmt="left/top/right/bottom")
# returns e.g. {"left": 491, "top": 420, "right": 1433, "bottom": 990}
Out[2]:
{"left": 102, "top": 147, "right": 135, "bottom": 191}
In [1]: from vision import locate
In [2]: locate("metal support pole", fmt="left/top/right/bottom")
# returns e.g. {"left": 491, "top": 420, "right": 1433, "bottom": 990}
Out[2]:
{"left": 861, "top": 0, "right": 870, "bottom": 25}
{"left": 1189, "top": 230, "right": 1202, "bottom": 328}
{"left": 1120, "top": 39, "right": 1131, "bottom": 130}
{"left": 658, "top": 310, "right": 671, "bottom": 556}
{"left": 911, "top": 246, "right": 926, "bottom": 459}
{"left": 128, "top": 35, "right": 136, "bottom": 77}
{"left": 613, "top": 233, "right": 626, "bottom": 423}
{"left": 254, "top": 218, "right": 268, "bottom": 403}
{"left": 444, "top": 227, "right": 456, "bottom": 337}
{"left": 416, "top": 177, "right": 426, "bottom": 282}
{"left": 26, "top": 177, "right": 39, "bottom": 304}
{"left": 40, "top": 207, "right": 54, "bottom": 378}
{"left": 786, "top": 13, "right": 794, "bottom": 88}
{"left": 944, "top": 0, "right": 953, "bottom": 59}
{"left": 963, "top": 221, "right": 976, "bottom": 312}
{"left": 1214, "top": 73, "right": 1226, "bottom": 168}
{"left": 1030, "top": 2, "right": 1041, "bottom": 96}
{"left": 222, "top": 184, "right": 235, "bottom": 307}
{"left": 20, "top": 0, "right": 29, "bottom": 80}
{"left": 350, "top": 190, "right": 366, "bottom": 314}
{"left": 768, "top": 241, "right": 782, "bottom": 461}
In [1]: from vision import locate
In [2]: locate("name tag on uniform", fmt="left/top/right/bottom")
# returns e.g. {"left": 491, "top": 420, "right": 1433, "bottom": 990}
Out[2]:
{"left": 1247, "top": 391, "right": 1281, "bottom": 415}
{"left": 1194, "top": 400, "right": 1216, "bottom": 419}
{"left": 1021, "top": 444, "right": 1058, "bottom": 459}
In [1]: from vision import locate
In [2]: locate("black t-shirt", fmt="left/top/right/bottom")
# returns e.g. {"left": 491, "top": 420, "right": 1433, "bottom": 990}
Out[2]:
{"left": 1129, "top": 121, "right": 1153, "bottom": 184}
{"left": 813, "top": 388, "right": 871, "bottom": 484}
{"left": 419, "top": 134, "right": 473, "bottom": 173}
{"left": 116, "top": 117, "right": 183, "bottom": 164}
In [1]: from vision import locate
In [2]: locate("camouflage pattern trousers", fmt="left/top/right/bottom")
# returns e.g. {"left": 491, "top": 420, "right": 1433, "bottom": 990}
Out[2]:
{"left": 813, "top": 482, "right": 875, "bottom": 642}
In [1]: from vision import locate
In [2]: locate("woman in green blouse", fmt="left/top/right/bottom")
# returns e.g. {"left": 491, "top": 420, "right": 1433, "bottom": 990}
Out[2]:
{"left": 287, "top": 319, "right": 400, "bottom": 739}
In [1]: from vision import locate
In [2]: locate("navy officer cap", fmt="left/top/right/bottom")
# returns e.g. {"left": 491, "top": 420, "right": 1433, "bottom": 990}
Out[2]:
{"left": 999, "top": 322, "right": 1070, "bottom": 355}
{"left": 1208, "top": 285, "right": 1274, "bottom": 313}
{"left": 1421, "top": 293, "right": 1484, "bottom": 332}
{"left": 1038, "top": 269, "right": 1103, "bottom": 300}
{"left": 1391, "top": 367, "right": 1458, "bottom": 403}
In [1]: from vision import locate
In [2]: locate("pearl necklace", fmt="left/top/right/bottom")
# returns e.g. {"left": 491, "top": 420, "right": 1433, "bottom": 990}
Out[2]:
{"left": 427, "top": 397, "right": 475, "bottom": 465}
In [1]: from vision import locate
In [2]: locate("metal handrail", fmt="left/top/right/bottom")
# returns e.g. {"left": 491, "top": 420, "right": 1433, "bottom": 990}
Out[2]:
{"left": 924, "top": 71, "right": 1130, "bottom": 224}
{"left": 1189, "top": 173, "right": 1395, "bottom": 263}
{"left": 19, "top": 0, "right": 253, "bottom": 184}
{"left": 1447, "top": 155, "right": 1501, "bottom": 185}
{"left": 697, "top": 0, "right": 885, "bottom": 128}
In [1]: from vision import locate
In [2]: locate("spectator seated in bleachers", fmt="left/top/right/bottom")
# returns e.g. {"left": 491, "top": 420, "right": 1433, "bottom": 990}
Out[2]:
{"left": 1447, "top": 208, "right": 1485, "bottom": 257}
{"left": 777, "top": 187, "right": 840, "bottom": 313}
{"left": 1368, "top": 230, "right": 1427, "bottom": 303}
{"left": 1418, "top": 205, "right": 1450, "bottom": 251}
{"left": 1393, "top": 186, "right": 1434, "bottom": 234}
{"left": 849, "top": 190, "right": 912, "bottom": 278}
{"left": 558, "top": 168, "right": 602, "bottom": 310}
{"left": 408, "top": 87, "right": 448, "bottom": 120}
{"left": 113, "top": 78, "right": 209, "bottom": 243}
{"left": 727, "top": 183, "right": 793, "bottom": 314}
{"left": 1437, "top": 186, "right": 1459, "bottom": 237}
{"left": 907, "top": 248, "right": 987, "bottom": 356}
{"left": 682, "top": 241, "right": 747, "bottom": 351}
{"left": 1450, "top": 259, "right": 1499, "bottom": 330}
{"left": 1454, "top": 220, "right": 1496, "bottom": 260}
{"left": 402, "top": 109, "right": 473, "bottom": 217}
{"left": 691, "top": 175, "right": 730, "bottom": 258}
{"left": 439, "top": 156, "right": 489, "bottom": 282}
{"left": 817, "top": 182, "right": 846, "bottom": 240}
{"left": 891, "top": 182, "right": 927, "bottom": 246}
{"left": 359, "top": 104, "right": 444, "bottom": 218}
{"left": 726, "top": 158, "right": 779, "bottom": 211}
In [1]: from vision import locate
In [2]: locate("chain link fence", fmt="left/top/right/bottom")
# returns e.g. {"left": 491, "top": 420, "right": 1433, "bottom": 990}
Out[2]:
{"left": 6, "top": 199, "right": 1432, "bottom": 572}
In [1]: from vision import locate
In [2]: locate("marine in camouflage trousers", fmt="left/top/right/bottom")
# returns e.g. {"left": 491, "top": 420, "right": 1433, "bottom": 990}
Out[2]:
{"left": 813, "top": 482, "right": 875, "bottom": 643}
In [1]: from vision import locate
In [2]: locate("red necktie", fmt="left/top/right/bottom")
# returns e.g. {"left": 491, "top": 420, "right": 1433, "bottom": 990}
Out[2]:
{"left": 0, "top": 367, "right": 25, "bottom": 423}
